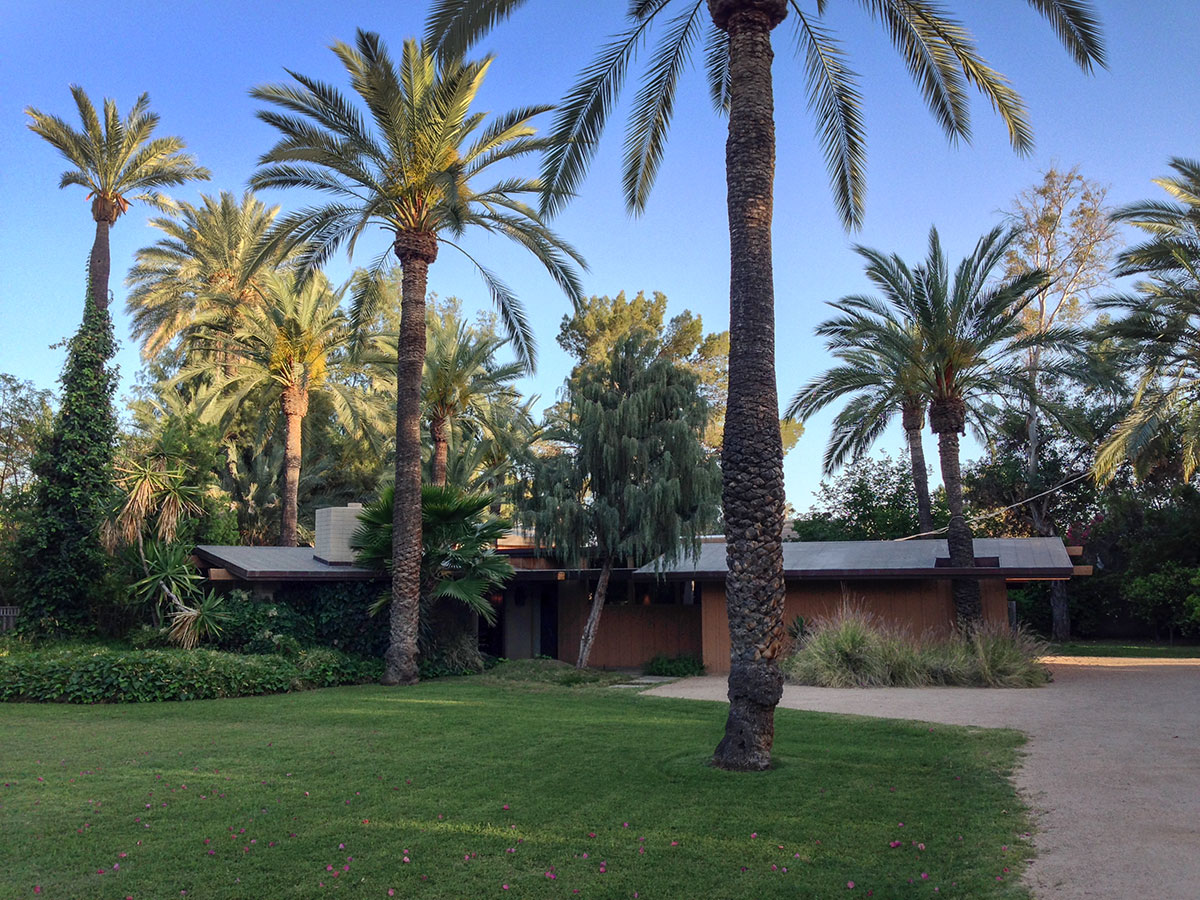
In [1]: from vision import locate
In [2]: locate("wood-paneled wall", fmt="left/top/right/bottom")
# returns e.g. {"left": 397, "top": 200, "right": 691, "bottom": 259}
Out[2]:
{"left": 557, "top": 599, "right": 703, "bottom": 668}
{"left": 700, "top": 578, "right": 1009, "bottom": 674}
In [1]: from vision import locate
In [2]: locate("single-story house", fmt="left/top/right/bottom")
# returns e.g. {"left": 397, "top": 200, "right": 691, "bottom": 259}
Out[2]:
{"left": 194, "top": 504, "right": 1084, "bottom": 673}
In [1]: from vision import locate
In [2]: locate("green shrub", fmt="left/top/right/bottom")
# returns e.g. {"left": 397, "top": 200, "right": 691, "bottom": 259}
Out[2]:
{"left": 643, "top": 653, "right": 705, "bottom": 677}
{"left": 784, "top": 602, "right": 1050, "bottom": 688}
{"left": 127, "top": 624, "right": 170, "bottom": 650}
{"left": 0, "top": 645, "right": 379, "bottom": 703}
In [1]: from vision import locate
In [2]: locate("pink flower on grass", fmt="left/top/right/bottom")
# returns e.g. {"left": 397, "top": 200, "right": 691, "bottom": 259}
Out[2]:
{"left": 921, "top": 873, "right": 929, "bottom": 880}
{"left": 847, "top": 881, "right": 856, "bottom": 889}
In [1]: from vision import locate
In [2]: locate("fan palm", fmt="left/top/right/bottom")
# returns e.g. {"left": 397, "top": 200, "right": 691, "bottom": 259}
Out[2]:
{"left": 830, "top": 227, "right": 1053, "bottom": 620}
{"left": 176, "top": 271, "right": 389, "bottom": 547}
{"left": 25, "top": 86, "right": 210, "bottom": 310}
{"left": 249, "top": 31, "right": 584, "bottom": 686}
{"left": 126, "top": 190, "right": 284, "bottom": 361}
{"left": 428, "top": 0, "right": 1104, "bottom": 770}
{"left": 786, "top": 318, "right": 936, "bottom": 535}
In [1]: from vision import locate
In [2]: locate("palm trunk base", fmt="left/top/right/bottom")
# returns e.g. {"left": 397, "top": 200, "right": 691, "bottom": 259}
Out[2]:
{"left": 381, "top": 641, "right": 419, "bottom": 686}
{"left": 712, "top": 659, "right": 783, "bottom": 771}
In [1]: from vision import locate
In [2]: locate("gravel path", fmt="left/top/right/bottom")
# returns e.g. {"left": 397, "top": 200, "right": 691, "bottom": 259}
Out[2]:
{"left": 643, "top": 657, "right": 1200, "bottom": 899}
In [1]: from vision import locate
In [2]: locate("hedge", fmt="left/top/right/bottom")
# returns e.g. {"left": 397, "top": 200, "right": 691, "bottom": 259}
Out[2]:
{"left": 0, "top": 646, "right": 383, "bottom": 704}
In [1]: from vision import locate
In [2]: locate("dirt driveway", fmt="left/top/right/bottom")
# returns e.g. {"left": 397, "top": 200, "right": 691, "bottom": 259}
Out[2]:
{"left": 644, "top": 658, "right": 1200, "bottom": 899}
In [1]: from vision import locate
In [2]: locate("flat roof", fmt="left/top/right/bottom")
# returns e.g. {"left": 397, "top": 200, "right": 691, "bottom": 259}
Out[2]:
{"left": 635, "top": 537, "right": 1074, "bottom": 580}
{"left": 194, "top": 545, "right": 384, "bottom": 582}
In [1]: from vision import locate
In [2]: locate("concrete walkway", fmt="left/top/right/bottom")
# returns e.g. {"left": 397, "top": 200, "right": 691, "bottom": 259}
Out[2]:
{"left": 644, "top": 658, "right": 1200, "bottom": 899}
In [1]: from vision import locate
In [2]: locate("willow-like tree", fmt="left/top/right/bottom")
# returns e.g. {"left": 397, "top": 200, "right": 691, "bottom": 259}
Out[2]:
{"left": 25, "top": 87, "right": 209, "bottom": 311}
{"left": 523, "top": 334, "right": 720, "bottom": 668}
{"left": 249, "top": 32, "right": 584, "bottom": 685}
{"left": 429, "top": 0, "right": 1104, "bottom": 770}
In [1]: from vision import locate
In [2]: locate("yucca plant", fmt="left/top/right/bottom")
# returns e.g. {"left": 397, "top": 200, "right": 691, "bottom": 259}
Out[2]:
{"left": 167, "top": 590, "right": 230, "bottom": 650}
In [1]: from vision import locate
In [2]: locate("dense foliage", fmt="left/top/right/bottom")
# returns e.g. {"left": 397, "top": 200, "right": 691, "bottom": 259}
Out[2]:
{"left": 11, "top": 286, "right": 119, "bottom": 634}
{"left": 0, "top": 644, "right": 381, "bottom": 703}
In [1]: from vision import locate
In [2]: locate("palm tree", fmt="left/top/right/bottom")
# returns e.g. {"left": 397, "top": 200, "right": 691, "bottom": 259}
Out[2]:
{"left": 25, "top": 86, "right": 210, "bottom": 310}
{"left": 126, "top": 190, "right": 283, "bottom": 361}
{"left": 786, "top": 317, "right": 936, "bottom": 535}
{"left": 428, "top": 0, "right": 1104, "bottom": 770}
{"left": 831, "top": 227, "right": 1052, "bottom": 620}
{"left": 177, "top": 271, "right": 389, "bottom": 547}
{"left": 422, "top": 312, "right": 523, "bottom": 486}
{"left": 249, "top": 32, "right": 584, "bottom": 685}
{"left": 1091, "top": 160, "right": 1200, "bottom": 480}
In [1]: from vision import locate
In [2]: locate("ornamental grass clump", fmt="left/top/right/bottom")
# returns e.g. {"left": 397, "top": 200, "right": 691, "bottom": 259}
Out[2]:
{"left": 785, "top": 601, "right": 1051, "bottom": 688}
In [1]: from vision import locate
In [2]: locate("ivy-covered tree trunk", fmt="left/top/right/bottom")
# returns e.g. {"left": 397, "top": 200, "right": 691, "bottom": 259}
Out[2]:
{"left": 279, "top": 386, "right": 308, "bottom": 548}
{"left": 14, "top": 282, "right": 118, "bottom": 634}
{"left": 384, "top": 231, "right": 438, "bottom": 686}
{"left": 709, "top": 0, "right": 788, "bottom": 773}
{"left": 902, "top": 400, "right": 935, "bottom": 536}
{"left": 576, "top": 558, "right": 612, "bottom": 669}
{"left": 930, "top": 398, "right": 981, "bottom": 623}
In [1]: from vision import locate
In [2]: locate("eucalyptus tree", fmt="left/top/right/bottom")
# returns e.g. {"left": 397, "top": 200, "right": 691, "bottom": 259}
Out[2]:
{"left": 126, "top": 190, "right": 284, "bottom": 361}
{"left": 428, "top": 0, "right": 1104, "bottom": 770}
{"left": 786, "top": 316, "right": 936, "bottom": 535}
{"left": 831, "top": 227, "right": 1053, "bottom": 621}
{"left": 523, "top": 334, "right": 720, "bottom": 668}
{"left": 25, "top": 86, "right": 209, "bottom": 310}
{"left": 249, "top": 32, "right": 584, "bottom": 685}
{"left": 177, "top": 271, "right": 389, "bottom": 547}
{"left": 1000, "top": 167, "right": 1117, "bottom": 640}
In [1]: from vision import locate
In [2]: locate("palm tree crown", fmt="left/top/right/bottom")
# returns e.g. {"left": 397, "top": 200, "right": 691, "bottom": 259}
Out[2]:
{"left": 249, "top": 30, "right": 584, "bottom": 686}
{"left": 1095, "top": 159, "right": 1200, "bottom": 480}
{"left": 126, "top": 190, "right": 283, "bottom": 360}
{"left": 249, "top": 32, "right": 584, "bottom": 367}
{"left": 178, "top": 271, "right": 388, "bottom": 546}
{"left": 26, "top": 86, "right": 210, "bottom": 308}
{"left": 429, "top": 0, "right": 1104, "bottom": 223}
{"left": 787, "top": 313, "right": 936, "bottom": 532}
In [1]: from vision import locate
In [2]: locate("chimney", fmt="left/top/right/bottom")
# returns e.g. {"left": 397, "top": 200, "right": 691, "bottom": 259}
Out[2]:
{"left": 314, "top": 503, "right": 364, "bottom": 565}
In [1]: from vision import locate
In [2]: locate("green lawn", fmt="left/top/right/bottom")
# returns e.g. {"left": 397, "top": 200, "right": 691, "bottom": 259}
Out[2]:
{"left": 1, "top": 676, "right": 1032, "bottom": 899}
{"left": 1049, "top": 640, "right": 1200, "bottom": 658}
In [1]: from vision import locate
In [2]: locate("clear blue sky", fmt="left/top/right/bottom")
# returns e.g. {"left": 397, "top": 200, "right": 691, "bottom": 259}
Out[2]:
{"left": 1, "top": 1, "right": 1193, "bottom": 508}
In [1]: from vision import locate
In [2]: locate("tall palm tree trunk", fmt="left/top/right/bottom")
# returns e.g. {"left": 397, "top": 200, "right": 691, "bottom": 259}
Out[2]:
{"left": 89, "top": 208, "right": 115, "bottom": 310}
{"left": 431, "top": 416, "right": 449, "bottom": 487}
{"left": 384, "top": 231, "right": 438, "bottom": 686}
{"left": 279, "top": 386, "right": 308, "bottom": 547}
{"left": 930, "top": 402, "right": 981, "bottom": 623}
{"left": 710, "top": 0, "right": 788, "bottom": 773}
{"left": 902, "top": 402, "right": 934, "bottom": 535}
{"left": 576, "top": 558, "right": 612, "bottom": 669}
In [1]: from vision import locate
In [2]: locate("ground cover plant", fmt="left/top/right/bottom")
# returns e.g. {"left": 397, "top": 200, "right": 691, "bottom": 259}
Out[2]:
{"left": 0, "top": 680, "right": 1032, "bottom": 899}
{"left": 786, "top": 605, "right": 1051, "bottom": 688}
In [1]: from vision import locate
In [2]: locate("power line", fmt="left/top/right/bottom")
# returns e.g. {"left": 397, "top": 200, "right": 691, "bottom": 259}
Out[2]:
{"left": 894, "top": 469, "right": 1094, "bottom": 541}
